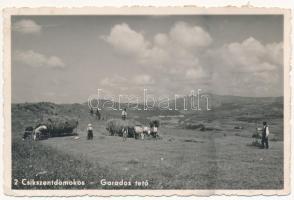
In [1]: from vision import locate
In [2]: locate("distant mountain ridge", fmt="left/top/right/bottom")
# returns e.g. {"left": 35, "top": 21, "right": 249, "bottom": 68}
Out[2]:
{"left": 14, "top": 93, "right": 283, "bottom": 110}
{"left": 12, "top": 93, "right": 283, "bottom": 119}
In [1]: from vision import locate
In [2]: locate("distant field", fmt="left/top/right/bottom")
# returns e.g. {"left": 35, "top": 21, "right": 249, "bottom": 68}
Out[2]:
{"left": 11, "top": 101, "right": 284, "bottom": 189}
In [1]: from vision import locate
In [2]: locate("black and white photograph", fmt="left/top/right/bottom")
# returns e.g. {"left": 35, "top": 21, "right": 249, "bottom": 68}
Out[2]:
{"left": 3, "top": 7, "right": 290, "bottom": 196}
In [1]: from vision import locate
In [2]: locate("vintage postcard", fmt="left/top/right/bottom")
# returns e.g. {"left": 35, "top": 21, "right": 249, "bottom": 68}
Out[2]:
{"left": 3, "top": 7, "right": 291, "bottom": 196}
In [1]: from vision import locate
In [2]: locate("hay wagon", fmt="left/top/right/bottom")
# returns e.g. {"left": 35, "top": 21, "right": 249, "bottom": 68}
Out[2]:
{"left": 33, "top": 116, "right": 79, "bottom": 140}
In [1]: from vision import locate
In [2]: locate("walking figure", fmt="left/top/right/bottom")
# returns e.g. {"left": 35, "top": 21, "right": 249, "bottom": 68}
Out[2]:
{"left": 121, "top": 108, "right": 127, "bottom": 120}
{"left": 122, "top": 127, "right": 128, "bottom": 141}
{"left": 87, "top": 124, "right": 93, "bottom": 140}
{"left": 96, "top": 109, "right": 101, "bottom": 120}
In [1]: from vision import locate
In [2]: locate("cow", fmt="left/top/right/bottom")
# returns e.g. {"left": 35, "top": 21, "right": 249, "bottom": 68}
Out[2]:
{"left": 134, "top": 126, "right": 144, "bottom": 140}
{"left": 124, "top": 125, "right": 142, "bottom": 139}
{"left": 143, "top": 126, "right": 151, "bottom": 135}
{"left": 132, "top": 126, "right": 150, "bottom": 140}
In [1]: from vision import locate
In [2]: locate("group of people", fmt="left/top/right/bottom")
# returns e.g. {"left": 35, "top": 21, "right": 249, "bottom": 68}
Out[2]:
{"left": 89, "top": 108, "right": 101, "bottom": 120}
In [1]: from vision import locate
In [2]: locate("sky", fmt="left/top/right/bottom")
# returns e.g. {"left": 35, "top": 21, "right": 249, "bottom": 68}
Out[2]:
{"left": 11, "top": 15, "right": 283, "bottom": 103}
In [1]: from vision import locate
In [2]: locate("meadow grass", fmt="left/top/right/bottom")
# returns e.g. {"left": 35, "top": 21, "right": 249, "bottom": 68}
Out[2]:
{"left": 12, "top": 138, "right": 150, "bottom": 189}
{"left": 11, "top": 102, "right": 284, "bottom": 190}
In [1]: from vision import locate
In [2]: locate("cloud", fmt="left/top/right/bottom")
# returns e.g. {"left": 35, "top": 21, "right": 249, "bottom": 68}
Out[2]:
{"left": 102, "top": 23, "right": 149, "bottom": 58}
{"left": 206, "top": 37, "right": 283, "bottom": 96}
{"left": 14, "top": 50, "right": 65, "bottom": 69}
{"left": 102, "top": 21, "right": 212, "bottom": 81}
{"left": 169, "top": 21, "right": 212, "bottom": 48}
{"left": 103, "top": 22, "right": 283, "bottom": 97}
{"left": 133, "top": 75, "right": 155, "bottom": 85}
{"left": 265, "top": 42, "right": 283, "bottom": 65}
{"left": 185, "top": 68, "right": 207, "bottom": 80}
{"left": 153, "top": 33, "right": 169, "bottom": 47}
{"left": 101, "top": 21, "right": 212, "bottom": 90}
{"left": 99, "top": 74, "right": 156, "bottom": 99}
{"left": 101, "top": 74, "right": 155, "bottom": 87}
{"left": 13, "top": 19, "right": 42, "bottom": 34}
{"left": 100, "top": 75, "right": 127, "bottom": 87}
{"left": 207, "top": 37, "right": 282, "bottom": 73}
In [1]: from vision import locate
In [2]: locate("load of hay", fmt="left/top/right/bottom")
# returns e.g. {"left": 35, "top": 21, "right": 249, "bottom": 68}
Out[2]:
{"left": 38, "top": 116, "right": 78, "bottom": 137}
{"left": 106, "top": 118, "right": 141, "bottom": 137}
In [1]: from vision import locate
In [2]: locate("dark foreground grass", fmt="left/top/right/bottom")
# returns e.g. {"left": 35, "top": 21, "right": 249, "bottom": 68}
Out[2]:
{"left": 12, "top": 138, "right": 151, "bottom": 189}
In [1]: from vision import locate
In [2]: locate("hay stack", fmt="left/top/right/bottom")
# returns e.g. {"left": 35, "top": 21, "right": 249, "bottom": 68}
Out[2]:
{"left": 39, "top": 116, "right": 78, "bottom": 137}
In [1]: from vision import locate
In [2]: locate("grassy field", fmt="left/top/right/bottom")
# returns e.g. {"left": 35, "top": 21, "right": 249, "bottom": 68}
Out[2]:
{"left": 11, "top": 100, "right": 284, "bottom": 189}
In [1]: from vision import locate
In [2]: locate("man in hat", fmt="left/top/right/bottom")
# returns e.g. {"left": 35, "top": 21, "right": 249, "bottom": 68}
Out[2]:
{"left": 87, "top": 123, "right": 93, "bottom": 140}
{"left": 121, "top": 108, "right": 127, "bottom": 120}
{"left": 261, "top": 121, "right": 270, "bottom": 149}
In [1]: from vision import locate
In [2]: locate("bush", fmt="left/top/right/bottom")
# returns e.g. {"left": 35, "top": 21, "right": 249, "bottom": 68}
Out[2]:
{"left": 185, "top": 123, "right": 205, "bottom": 130}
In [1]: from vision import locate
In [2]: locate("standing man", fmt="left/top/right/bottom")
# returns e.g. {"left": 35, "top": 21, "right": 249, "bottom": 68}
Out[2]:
{"left": 261, "top": 121, "right": 270, "bottom": 149}
{"left": 121, "top": 108, "right": 127, "bottom": 120}
{"left": 152, "top": 126, "right": 158, "bottom": 139}
{"left": 96, "top": 109, "right": 101, "bottom": 120}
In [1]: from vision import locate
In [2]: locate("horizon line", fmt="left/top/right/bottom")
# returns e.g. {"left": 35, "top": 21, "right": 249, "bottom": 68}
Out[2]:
{"left": 11, "top": 94, "right": 284, "bottom": 105}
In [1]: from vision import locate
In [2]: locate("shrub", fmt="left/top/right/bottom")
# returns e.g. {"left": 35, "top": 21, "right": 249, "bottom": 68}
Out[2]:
{"left": 185, "top": 123, "right": 205, "bottom": 130}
